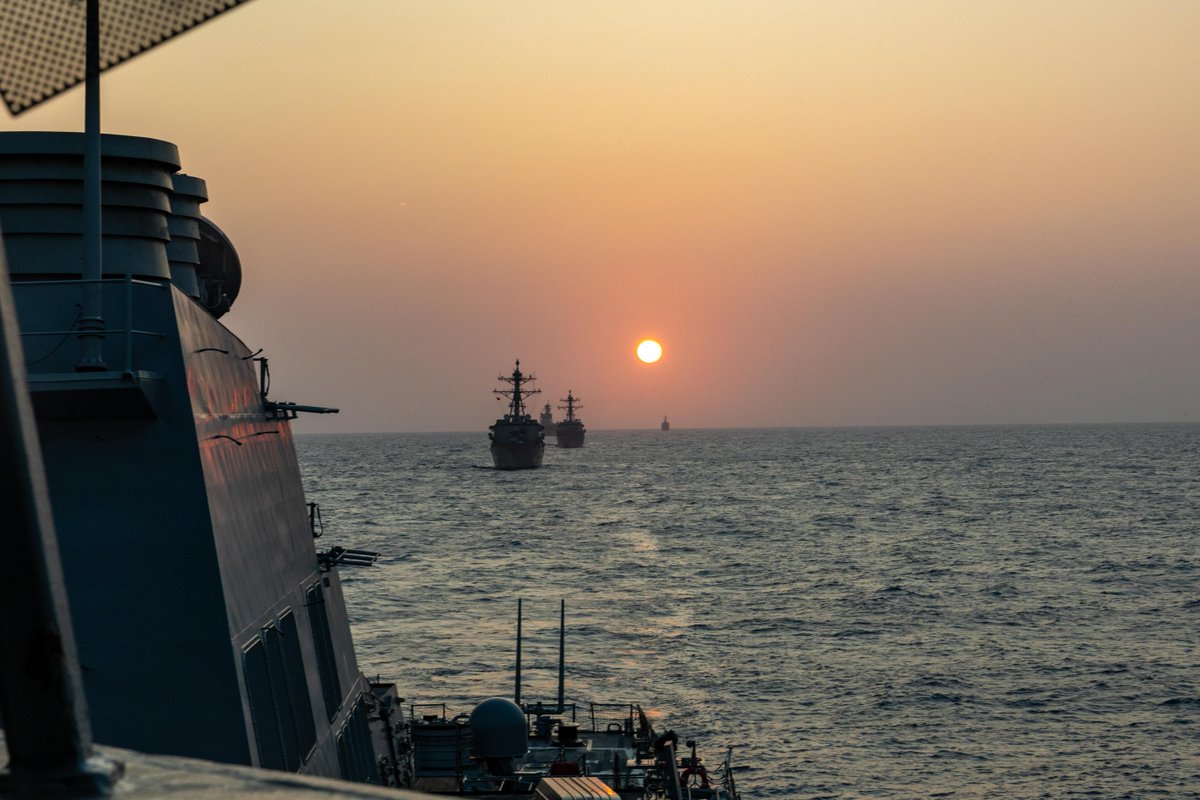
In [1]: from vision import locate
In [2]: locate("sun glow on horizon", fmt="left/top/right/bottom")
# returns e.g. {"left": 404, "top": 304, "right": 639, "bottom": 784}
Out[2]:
{"left": 636, "top": 339, "right": 663, "bottom": 364}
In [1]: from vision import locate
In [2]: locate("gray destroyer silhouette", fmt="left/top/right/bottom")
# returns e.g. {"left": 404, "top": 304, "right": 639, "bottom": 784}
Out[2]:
{"left": 555, "top": 390, "right": 586, "bottom": 448}
{"left": 489, "top": 359, "right": 545, "bottom": 469}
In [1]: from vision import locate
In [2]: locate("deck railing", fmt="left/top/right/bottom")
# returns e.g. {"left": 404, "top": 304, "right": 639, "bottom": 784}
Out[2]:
{"left": 13, "top": 276, "right": 169, "bottom": 375}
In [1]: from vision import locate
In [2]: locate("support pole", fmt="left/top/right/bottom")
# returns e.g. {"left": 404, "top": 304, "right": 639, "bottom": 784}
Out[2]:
{"left": 77, "top": 0, "right": 106, "bottom": 371}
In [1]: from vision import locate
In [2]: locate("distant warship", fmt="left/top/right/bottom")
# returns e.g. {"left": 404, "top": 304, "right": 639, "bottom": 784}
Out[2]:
{"left": 489, "top": 359, "right": 545, "bottom": 469}
{"left": 555, "top": 390, "right": 586, "bottom": 448}
{"left": 538, "top": 401, "right": 557, "bottom": 435}
{"left": 661, "top": 415, "right": 671, "bottom": 431}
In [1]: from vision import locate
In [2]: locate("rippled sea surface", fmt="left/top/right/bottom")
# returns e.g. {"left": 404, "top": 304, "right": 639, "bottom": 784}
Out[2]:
{"left": 296, "top": 425, "right": 1199, "bottom": 799}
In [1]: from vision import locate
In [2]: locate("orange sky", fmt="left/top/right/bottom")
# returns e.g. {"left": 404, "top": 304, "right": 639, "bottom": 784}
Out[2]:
{"left": 4, "top": 1, "right": 1199, "bottom": 432}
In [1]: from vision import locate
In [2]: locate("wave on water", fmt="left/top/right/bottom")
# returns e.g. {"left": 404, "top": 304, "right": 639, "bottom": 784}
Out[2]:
{"left": 297, "top": 424, "right": 1200, "bottom": 799}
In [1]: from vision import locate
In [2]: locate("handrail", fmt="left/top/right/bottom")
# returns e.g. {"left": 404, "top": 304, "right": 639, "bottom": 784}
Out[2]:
{"left": 12, "top": 277, "right": 169, "bottom": 374}
{"left": 409, "top": 703, "right": 449, "bottom": 721}
{"left": 12, "top": 276, "right": 164, "bottom": 289}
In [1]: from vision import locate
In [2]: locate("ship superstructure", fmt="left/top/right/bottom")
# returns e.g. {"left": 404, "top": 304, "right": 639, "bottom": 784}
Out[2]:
{"left": 489, "top": 359, "right": 544, "bottom": 469}
{"left": 0, "top": 131, "right": 405, "bottom": 785}
{"left": 555, "top": 390, "right": 585, "bottom": 448}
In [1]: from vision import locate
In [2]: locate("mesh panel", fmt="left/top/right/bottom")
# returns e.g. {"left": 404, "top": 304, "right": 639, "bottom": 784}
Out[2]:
{"left": 0, "top": 0, "right": 255, "bottom": 115}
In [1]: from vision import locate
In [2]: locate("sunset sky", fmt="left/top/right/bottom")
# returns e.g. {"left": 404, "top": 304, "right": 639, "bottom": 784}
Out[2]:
{"left": 4, "top": 1, "right": 1198, "bottom": 432}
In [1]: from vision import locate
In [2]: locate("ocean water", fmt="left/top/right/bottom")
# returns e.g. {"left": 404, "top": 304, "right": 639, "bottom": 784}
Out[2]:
{"left": 295, "top": 425, "right": 1200, "bottom": 799}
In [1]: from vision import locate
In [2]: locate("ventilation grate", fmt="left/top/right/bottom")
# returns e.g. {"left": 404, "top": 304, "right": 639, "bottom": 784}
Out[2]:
{"left": 0, "top": 0, "right": 255, "bottom": 115}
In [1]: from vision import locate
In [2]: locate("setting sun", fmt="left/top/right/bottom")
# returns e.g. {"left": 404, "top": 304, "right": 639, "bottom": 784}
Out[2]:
{"left": 636, "top": 339, "right": 663, "bottom": 364}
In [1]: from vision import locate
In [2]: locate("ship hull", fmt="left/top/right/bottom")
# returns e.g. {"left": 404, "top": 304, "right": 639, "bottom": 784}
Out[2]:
{"left": 489, "top": 418, "right": 545, "bottom": 469}
{"left": 490, "top": 440, "right": 545, "bottom": 469}
{"left": 555, "top": 421, "right": 585, "bottom": 448}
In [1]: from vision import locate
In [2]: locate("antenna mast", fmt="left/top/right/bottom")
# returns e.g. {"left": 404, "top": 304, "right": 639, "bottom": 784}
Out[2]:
{"left": 494, "top": 359, "right": 540, "bottom": 419}
{"left": 557, "top": 599, "right": 566, "bottom": 711}
{"left": 78, "top": 0, "right": 106, "bottom": 371}
{"left": 557, "top": 391, "right": 582, "bottom": 422}
{"left": 514, "top": 598, "right": 523, "bottom": 707}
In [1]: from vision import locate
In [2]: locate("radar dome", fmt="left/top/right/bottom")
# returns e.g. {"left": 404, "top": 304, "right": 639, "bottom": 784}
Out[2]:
{"left": 468, "top": 698, "right": 528, "bottom": 758}
{"left": 195, "top": 216, "right": 242, "bottom": 318}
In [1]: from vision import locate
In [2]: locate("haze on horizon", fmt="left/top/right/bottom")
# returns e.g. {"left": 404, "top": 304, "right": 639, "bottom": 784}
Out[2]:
{"left": 3, "top": 1, "right": 1197, "bottom": 434}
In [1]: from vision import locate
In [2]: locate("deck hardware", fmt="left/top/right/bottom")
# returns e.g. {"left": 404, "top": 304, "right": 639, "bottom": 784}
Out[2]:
{"left": 316, "top": 546, "right": 379, "bottom": 571}
{"left": 308, "top": 502, "right": 324, "bottom": 539}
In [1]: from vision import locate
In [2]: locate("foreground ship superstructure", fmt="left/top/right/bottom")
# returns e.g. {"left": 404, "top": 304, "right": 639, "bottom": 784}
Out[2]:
{"left": 489, "top": 359, "right": 544, "bottom": 469}
{"left": 555, "top": 390, "right": 585, "bottom": 448}
{"left": 1, "top": 132, "right": 405, "bottom": 785}
{"left": 408, "top": 602, "right": 740, "bottom": 799}
{"left": 410, "top": 699, "right": 738, "bottom": 799}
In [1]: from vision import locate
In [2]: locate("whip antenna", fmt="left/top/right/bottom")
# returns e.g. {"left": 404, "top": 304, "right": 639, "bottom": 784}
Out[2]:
{"left": 514, "top": 598, "right": 523, "bottom": 706}
{"left": 557, "top": 599, "right": 566, "bottom": 711}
